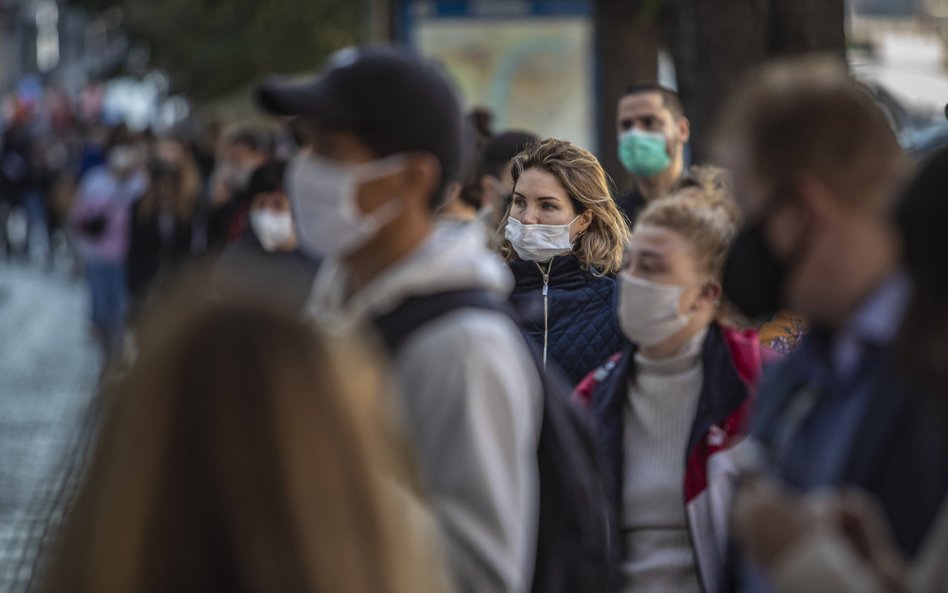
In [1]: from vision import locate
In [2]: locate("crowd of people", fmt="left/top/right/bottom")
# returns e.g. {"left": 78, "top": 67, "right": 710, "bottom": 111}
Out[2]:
{"left": 4, "top": 42, "right": 948, "bottom": 593}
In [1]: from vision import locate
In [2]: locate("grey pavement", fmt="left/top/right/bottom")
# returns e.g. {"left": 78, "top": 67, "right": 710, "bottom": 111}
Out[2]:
{"left": 0, "top": 261, "right": 100, "bottom": 593}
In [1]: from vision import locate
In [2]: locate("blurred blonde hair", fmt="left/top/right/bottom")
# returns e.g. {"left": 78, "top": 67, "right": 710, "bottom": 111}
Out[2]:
{"left": 637, "top": 166, "right": 740, "bottom": 280}
{"left": 39, "top": 273, "right": 444, "bottom": 593}
{"left": 636, "top": 166, "right": 746, "bottom": 326}
{"left": 498, "top": 138, "right": 630, "bottom": 275}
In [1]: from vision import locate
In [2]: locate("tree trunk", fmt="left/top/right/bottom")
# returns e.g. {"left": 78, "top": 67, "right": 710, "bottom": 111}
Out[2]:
{"left": 771, "top": 0, "right": 847, "bottom": 57}
{"left": 666, "top": 0, "right": 770, "bottom": 162}
{"left": 662, "top": 0, "right": 845, "bottom": 162}
{"left": 594, "top": 0, "right": 661, "bottom": 190}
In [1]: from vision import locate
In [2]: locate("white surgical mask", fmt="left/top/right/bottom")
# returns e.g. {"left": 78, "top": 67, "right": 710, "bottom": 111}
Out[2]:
{"left": 618, "top": 273, "right": 694, "bottom": 347}
{"left": 504, "top": 216, "right": 580, "bottom": 262}
{"left": 250, "top": 209, "right": 295, "bottom": 252}
{"left": 286, "top": 152, "right": 407, "bottom": 258}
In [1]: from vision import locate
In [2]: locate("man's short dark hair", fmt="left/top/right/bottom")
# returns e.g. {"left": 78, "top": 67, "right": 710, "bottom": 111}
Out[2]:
{"left": 622, "top": 83, "right": 685, "bottom": 119}
{"left": 479, "top": 131, "right": 539, "bottom": 180}
{"left": 247, "top": 160, "right": 286, "bottom": 199}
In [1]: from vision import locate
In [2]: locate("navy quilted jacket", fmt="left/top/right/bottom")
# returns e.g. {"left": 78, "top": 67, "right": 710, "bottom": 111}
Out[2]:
{"left": 509, "top": 254, "right": 626, "bottom": 386}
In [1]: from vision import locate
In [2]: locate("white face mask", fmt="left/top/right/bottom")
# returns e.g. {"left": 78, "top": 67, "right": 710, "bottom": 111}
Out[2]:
{"left": 618, "top": 272, "right": 695, "bottom": 347}
{"left": 286, "top": 152, "right": 407, "bottom": 258}
{"left": 250, "top": 209, "right": 295, "bottom": 252}
{"left": 504, "top": 216, "right": 580, "bottom": 262}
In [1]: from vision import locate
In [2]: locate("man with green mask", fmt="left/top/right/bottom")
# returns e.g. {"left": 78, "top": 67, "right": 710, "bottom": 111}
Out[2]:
{"left": 616, "top": 83, "right": 691, "bottom": 226}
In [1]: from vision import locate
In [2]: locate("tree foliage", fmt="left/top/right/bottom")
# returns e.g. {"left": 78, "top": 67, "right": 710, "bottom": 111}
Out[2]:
{"left": 70, "top": 0, "right": 363, "bottom": 101}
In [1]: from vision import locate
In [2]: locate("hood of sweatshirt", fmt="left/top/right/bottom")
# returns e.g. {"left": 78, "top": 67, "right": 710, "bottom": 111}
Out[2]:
{"left": 306, "top": 221, "right": 513, "bottom": 333}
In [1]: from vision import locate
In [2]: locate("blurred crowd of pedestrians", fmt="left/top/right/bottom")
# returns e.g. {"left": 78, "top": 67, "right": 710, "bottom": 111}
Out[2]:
{"left": 3, "top": 43, "right": 948, "bottom": 593}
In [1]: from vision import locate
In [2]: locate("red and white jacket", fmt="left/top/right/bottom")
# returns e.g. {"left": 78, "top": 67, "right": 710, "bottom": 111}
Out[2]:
{"left": 574, "top": 323, "right": 776, "bottom": 593}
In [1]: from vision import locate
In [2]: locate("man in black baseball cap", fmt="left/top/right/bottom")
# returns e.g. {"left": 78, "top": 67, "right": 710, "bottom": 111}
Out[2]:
{"left": 258, "top": 45, "right": 543, "bottom": 593}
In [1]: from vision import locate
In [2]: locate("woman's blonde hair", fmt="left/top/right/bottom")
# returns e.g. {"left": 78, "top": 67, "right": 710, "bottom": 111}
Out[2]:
{"left": 39, "top": 274, "right": 444, "bottom": 593}
{"left": 498, "top": 138, "right": 630, "bottom": 275}
{"left": 636, "top": 166, "right": 740, "bottom": 280}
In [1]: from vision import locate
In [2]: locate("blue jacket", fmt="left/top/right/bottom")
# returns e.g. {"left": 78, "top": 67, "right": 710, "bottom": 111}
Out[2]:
{"left": 508, "top": 254, "right": 626, "bottom": 386}
{"left": 749, "top": 329, "right": 948, "bottom": 559}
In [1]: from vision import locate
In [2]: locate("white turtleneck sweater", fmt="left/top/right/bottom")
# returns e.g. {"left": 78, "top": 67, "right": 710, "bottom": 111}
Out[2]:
{"left": 622, "top": 329, "right": 707, "bottom": 593}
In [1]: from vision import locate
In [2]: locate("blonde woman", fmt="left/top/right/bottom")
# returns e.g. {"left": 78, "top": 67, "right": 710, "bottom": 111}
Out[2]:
{"left": 38, "top": 278, "right": 446, "bottom": 593}
{"left": 574, "top": 169, "right": 773, "bottom": 593}
{"left": 500, "top": 138, "right": 631, "bottom": 385}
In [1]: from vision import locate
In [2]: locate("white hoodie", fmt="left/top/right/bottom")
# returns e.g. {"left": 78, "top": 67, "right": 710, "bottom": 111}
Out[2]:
{"left": 307, "top": 223, "right": 542, "bottom": 593}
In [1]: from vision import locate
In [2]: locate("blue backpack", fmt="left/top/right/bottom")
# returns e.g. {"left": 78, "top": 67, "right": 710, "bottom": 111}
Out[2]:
{"left": 374, "top": 289, "right": 619, "bottom": 593}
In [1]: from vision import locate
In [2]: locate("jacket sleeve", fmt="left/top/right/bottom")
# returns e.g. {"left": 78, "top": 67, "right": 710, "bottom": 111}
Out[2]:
{"left": 394, "top": 310, "right": 543, "bottom": 593}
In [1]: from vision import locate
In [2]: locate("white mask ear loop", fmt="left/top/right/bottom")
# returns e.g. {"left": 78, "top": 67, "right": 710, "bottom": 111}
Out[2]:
{"left": 348, "top": 154, "right": 409, "bottom": 231}
{"left": 569, "top": 214, "right": 586, "bottom": 239}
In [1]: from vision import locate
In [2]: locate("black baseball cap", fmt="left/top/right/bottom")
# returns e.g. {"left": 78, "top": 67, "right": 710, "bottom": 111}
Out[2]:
{"left": 257, "top": 45, "right": 462, "bottom": 204}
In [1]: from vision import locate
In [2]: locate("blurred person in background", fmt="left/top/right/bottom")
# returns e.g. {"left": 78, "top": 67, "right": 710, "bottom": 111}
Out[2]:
{"left": 37, "top": 131, "right": 81, "bottom": 270}
{"left": 126, "top": 138, "right": 203, "bottom": 312}
{"left": 259, "top": 45, "right": 544, "bottom": 593}
{"left": 0, "top": 112, "right": 34, "bottom": 259}
{"left": 477, "top": 130, "right": 538, "bottom": 234}
{"left": 438, "top": 121, "right": 487, "bottom": 233}
{"left": 20, "top": 119, "right": 53, "bottom": 262}
{"left": 189, "top": 113, "right": 225, "bottom": 189}
{"left": 37, "top": 284, "right": 447, "bottom": 593}
{"left": 206, "top": 127, "right": 271, "bottom": 248}
{"left": 574, "top": 168, "right": 770, "bottom": 593}
{"left": 500, "top": 137, "right": 630, "bottom": 386}
{"left": 730, "top": 145, "right": 948, "bottom": 593}
{"left": 713, "top": 56, "right": 948, "bottom": 592}
{"left": 616, "top": 83, "right": 690, "bottom": 225}
{"left": 212, "top": 160, "right": 320, "bottom": 311}
{"left": 70, "top": 143, "right": 147, "bottom": 369}
{"left": 76, "top": 124, "right": 112, "bottom": 181}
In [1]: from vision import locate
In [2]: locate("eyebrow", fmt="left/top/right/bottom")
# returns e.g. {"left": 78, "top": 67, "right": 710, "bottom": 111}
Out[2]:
{"left": 512, "top": 193, "right": 563, "bottom": 201}
{"left": 630, "top": 248, "right": 665, "bottom": 259}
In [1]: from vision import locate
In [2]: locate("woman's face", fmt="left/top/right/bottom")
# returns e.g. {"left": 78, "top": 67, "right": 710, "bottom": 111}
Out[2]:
{"left": 625, "top": 224, "right": 700, "bottom": 285}
{"left": 624, "top": 223, "right": 718, "bottom": 315}
{"left": 510, "top": 168, "right": 590, "bottom": 241}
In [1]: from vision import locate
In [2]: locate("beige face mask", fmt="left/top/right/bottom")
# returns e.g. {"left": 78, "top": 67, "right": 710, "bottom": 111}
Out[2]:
{"left": 618, "top": 272, "right": 694, "bottom": 347}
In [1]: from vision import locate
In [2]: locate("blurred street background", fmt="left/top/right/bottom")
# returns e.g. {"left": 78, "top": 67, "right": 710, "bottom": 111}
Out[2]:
{"left": 0, "top": 262, "right": 98, "bottom": 592}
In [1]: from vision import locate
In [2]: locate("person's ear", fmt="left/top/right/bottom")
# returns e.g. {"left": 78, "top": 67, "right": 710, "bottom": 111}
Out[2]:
{"left": 576, "top": 210, "right": 594, "bottom": 234}
{"left": 479, "top": 175, "right": 497, "bottom": 209}
{"left": 692, "top": 280, "right": 722, "bottom": 312}
{"left": 678, "top": 117, "right": 691, "bottom": 145}
{"left": 395, "top": 152, "right": 441, "bottom": 210}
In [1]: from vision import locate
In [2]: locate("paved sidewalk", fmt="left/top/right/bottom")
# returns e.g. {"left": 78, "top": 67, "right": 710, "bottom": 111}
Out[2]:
{"left": 0, "top": 262, "right": 100, "bottom": 593}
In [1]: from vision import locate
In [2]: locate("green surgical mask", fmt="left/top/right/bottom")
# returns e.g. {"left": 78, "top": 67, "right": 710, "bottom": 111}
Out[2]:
{"left": 618, "top": 129, "right": 671, "bottom": 178}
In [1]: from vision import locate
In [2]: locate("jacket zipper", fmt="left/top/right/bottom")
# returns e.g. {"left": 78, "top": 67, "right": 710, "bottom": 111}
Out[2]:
{"left": 537, "top": 259, "right": 553, "bottom": 368}
{"left": 682, "top": 440, "right": 710, "bottom": 593}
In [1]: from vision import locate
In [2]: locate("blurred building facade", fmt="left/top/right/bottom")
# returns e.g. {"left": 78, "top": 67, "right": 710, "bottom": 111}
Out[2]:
{"left": 0, "top": 0, "right": 127, "bottom": 107}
